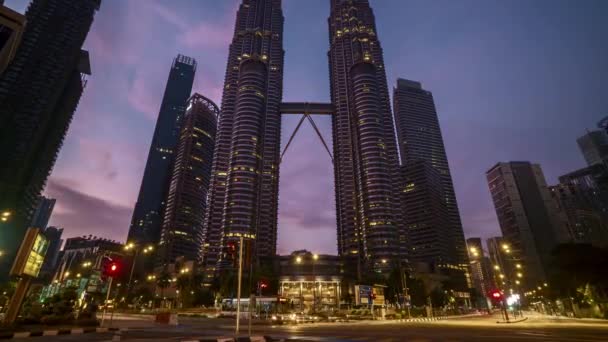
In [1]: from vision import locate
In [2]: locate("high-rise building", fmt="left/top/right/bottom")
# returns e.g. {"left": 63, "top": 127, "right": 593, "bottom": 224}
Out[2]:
{"left": 400, "top": 160, "right": 449, "bottom": 264}
{"left": 203, "top": 0, "right": 402, "bottom": 274}
{"left": 128, "top": 55, "right": 196, "bottom": 246}
{"left": 39, "top": 226, "right": 63, "bottom": 280}
{"left": 486, "top": 162, "right": 569, "bottom": 288}
{"left": 0, "top": 1, "right": 25, "bottom": 74}
{"left": 551, "top": 164, "right": 608, "bottom": 247}
{"left": 466, "top": 238, "right": 495, "bottom": 302}
{"left": 393, "top": 78, "right": 468, "bottom": 280}
{"left": 0, "top": 0, "right": 99, "bottom": 278}
{"left": 202, "top": 0, "right": 285, "bottom": 273}
{"left": 328, "top": 0, "right": 401, "bottom": 270}
{"left": 158, "top": 94, "right": 218, "bottom": 265}
{"left": 30, "top": 196, "right": 56, "bottom": 229}
{"left": 577, "top": 130, "right": 608, "bottom": 167}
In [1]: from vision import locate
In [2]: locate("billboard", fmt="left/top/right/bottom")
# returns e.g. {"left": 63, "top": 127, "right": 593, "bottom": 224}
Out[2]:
{"left": 10, "top": 227, "right": 49, "bottom": 278}
{"left": 354, "top": 285, "right": 386, "bottom": 306}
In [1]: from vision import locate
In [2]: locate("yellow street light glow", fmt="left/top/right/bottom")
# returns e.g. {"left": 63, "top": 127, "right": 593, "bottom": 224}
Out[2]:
{"left": 296, "top": 256, "right": 302, "bottom": 263}
{"left": 77, "top": 273, "right": 81, "bottom": 278}
{"left": 1, "top": 217, "right": 7, "bottom": 222}
{"left": 64, "top": 272, "right": 70, "bottom": 277}
{"left": 516, "top": 264, "right": 521, "bottom": 268}
{"left": 517, "top": 273, "right": 523, "bottom": 278}
{"left": 313, "top": 254, "right": 319, "bottom": 260}
{"left": 2, "top": 211, "right": 10, "bottom": 217}
{"left": 502, "top": 243, "right": 509, "bottom": 250}
{"left": 469, "top": 247, "right": 477, "bottom": 253}
{"left": 543, "top": 283, "right": 548, "bottom": 287}
{"left": 0, "top": 250, "right": 4, "bottom": 257}
{"left": 499, "top": 274, "right": 505, "bottom": 279}
{"left": 494, "top": 265, "right": 500, "bottom": 270}
{"left": 515, "top": 280, "right": 521, "bottom": 285}
{"left": 381, "top": 259, "right": 387, "bottom": 264}
{"left": 537, "top": 286, "right": 542, "bottom": 290}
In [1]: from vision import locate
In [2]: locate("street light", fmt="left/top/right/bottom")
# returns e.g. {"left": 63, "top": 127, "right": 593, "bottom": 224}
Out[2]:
{"left": 515, "top": 264, "right": 522, "bottom": 269}
{"left": 516, "top": 272, "right": 523, "bottom": 278}
{"left": 313, "top": 254, "right": 319, "bottom": 261}
{"left": 295, "top": 256, "right": 302, "bottom": 263}
{"left": 381, "top": 259, "right": 387, "bottom": 264}
{"left": 494, "top": 265, "right": 500, "bottom": 270}
{"left": 0, "top": 250, "right": 4, "bottom": 257}
{"left": 1, "top": 211, "right": 11, "bottom": 222}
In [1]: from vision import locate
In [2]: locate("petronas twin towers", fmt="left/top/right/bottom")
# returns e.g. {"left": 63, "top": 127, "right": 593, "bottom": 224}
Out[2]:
{"left": 202, "top": 0, "right": 403, "bottom": 272}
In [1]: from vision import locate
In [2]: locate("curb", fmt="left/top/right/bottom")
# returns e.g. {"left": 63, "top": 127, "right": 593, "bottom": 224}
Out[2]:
{"left": 182, "top": 337, "right": 275, "bottom": 342}
{"left": 0, "top": 327, "right": 121, "bottom": 339}
{"left": 496, "top": 317, "right": 528, "bottom": 324}
{"left": 397, "top": 316, "right": 448, "bottom": 323}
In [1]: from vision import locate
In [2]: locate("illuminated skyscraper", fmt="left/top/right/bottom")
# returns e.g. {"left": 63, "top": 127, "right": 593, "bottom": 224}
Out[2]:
{"left": 158, "top": 94, "right": 218, "bottom": 264}
{"left": 328, "top": 0, "right": 401, "bottom": 270}
{"left": 203, "top": 0, "right": 402, "bottom": 275}
{"left": 393, "top": 78, "right": 468, "bottom": 271}
{"left": 128, "top": 55, "right": 196, "bottom": 246}
{"left": 0, "top": 0, "right": 99, "bottom": 278}
{"left": 202, "top": 0, "right": 284, "bottom": 273}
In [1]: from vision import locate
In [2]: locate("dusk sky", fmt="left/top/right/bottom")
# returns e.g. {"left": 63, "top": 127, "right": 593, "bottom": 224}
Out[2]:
{"left": 7, "top": 0, "right": 608, "bottom": 254}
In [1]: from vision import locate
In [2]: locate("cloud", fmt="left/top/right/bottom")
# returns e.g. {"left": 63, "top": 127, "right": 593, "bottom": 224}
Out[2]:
{"left": 126, "top": 68, "right": 163, "bottom": 120}
{"left": 44, "top": 178, "right": 132, "bottom": 242}
{"left": 178, "top": 22, "right": 233, "bottom": 49}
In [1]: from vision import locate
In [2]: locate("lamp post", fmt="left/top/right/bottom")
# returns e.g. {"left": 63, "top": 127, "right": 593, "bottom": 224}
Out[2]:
{"left": 312, "top": 253, "right": 318, "bottom": 313}
{"left": 295, "top": 256, "right": 302, "bottom": 312}
{"left": 124, "top": 243, "right": 154, "bottom": 294}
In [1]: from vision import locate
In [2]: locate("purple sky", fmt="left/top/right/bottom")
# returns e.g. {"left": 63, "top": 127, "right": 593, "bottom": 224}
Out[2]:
{"left": 7, "top": 0, "right": 608, "bottom": 254}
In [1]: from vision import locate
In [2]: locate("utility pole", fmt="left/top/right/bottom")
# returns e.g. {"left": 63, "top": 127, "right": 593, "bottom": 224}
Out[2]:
{"left": 101, "top": 276, "right": 113, "bottom": 326}
{"left": 235, "top": 236, "right": 244, "bottom": 336}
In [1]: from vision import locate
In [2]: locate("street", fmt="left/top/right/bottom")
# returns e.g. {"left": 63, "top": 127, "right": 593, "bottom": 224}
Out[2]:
{"left": 32, "top": 313, "right": 608, "bottom": 342}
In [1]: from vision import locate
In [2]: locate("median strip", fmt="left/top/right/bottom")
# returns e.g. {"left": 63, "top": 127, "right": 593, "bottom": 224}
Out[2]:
{"left": 0, "top": 327, "right": 121, "bottom": 339}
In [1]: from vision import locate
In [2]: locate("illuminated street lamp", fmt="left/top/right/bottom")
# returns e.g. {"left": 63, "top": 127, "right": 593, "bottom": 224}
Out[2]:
{"left": 313, "top": 254, "right": 319, "bottom": 261}
{"left": 516, "top": 272, "right": 523, "bottom": 278}
{"left": 1, "top": 211, "right": 11, "bottom": 222}
{"left": 295, "top": 256, "right": 302, "bottom": 263}
{"left": 0, "top": 250, "right": 4, "bottom": 257}
{"left": 494, "top": 265, "right": 500, "bottom": 270}
{"left": 381, "top": 259, "right": 387, "bottom": 264}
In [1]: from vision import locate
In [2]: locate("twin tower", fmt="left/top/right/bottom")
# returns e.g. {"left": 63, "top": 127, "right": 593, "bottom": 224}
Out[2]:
{"left": 202, "top": 0, "right": 403, "bottom": 273}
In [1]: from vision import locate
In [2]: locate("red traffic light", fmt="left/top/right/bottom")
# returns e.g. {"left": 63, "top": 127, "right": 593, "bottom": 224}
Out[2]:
{"left": 110, "top": 263, "right": 118, "bottom": 272}
{"left": 490, "top": 290, "right": 503, "bottom": 300}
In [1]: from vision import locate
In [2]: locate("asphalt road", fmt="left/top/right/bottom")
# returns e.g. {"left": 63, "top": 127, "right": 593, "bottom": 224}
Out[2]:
{"left": 35, "top": 313, "right": 608, "bottom": 342}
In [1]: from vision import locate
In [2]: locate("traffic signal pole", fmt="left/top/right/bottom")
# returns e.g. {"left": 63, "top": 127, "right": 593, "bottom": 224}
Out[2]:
{"left": 101, "top": 276, "right": 113, "bottom": 326}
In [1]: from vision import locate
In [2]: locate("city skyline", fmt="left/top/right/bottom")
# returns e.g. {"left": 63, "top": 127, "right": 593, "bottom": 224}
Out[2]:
{"left": 5, "top": 0, "right": 607, "bottom": 254}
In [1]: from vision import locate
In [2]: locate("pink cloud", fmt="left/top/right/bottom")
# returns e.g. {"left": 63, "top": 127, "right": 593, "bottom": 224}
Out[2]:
{"left": 127, "top": 69, "right": 163, "bottom": 120}
{"left": 178, "top": 22, "right": 233, "bottom": 49}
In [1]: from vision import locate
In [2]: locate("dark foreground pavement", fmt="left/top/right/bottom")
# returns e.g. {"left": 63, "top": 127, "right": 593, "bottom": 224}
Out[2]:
{"left": 16, "top": 314, "right": 608, "bottom": 342}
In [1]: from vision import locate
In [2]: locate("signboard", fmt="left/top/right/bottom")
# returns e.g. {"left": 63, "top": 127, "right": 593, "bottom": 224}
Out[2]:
{"left": 354, "top": 285, "right": 385, "bottom": 306}
{"left": 10, "top": 227, "right": 49, "bottom": 278}
{"left": 355, "top": 285, "right": 372, "bottom": 305}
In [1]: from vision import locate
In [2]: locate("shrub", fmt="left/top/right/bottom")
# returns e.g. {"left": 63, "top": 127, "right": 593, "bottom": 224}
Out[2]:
{"left": 75, "top": 318, "right": 99, "bottom": 327}
{"left": 41, "top": 315, "right": 63, "bottom": 325}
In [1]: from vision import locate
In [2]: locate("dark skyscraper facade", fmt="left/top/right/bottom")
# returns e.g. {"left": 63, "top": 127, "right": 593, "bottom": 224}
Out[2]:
{"left": 128, "top": 55, "right": 196, "bottom": 246}
{"left": 393, "top": 78, "right": 468, "bottom": 270}
{"left": 30, "top": 196, "right": 56, "bottom": 229}
{"left": 400, "top": 161, "right": 449, "bottom": 264}
{"left": 203, "top": 0, "right": 402, "bottom": 274}
{"left": 328, "top": 0, "right": 401, "bottom": 270}
{"left": 0, "top": 0, "right": 98, "bottom": 278}
{"left": 487, "top": 162, "right": 569, "bottom": 288}
{"left": 158, "top": 94, "right": 218, "bottom": 265}
{"left": 577, "top": 130, "right": 608, "bottom": 167}
{"left": 203, "top": 0, "right": 285, "bottom": 272}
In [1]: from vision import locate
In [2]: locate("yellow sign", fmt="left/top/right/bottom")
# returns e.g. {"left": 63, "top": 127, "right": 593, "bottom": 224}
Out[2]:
{"left": 10, "top": 227, "right": 49, "bottom": 278}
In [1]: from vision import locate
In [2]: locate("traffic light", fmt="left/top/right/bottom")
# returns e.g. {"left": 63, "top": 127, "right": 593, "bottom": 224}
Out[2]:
{"left": 101, "top": 257, "right": 120, "bottom": 278}
{"left": 258, "top": 279, "right": 269, "bottom": 295}
{"left": 489, "top": 289, "right": 503, "bottom": 305}
{"left": 226, "top": 242, "right": 237, "bottom": 267}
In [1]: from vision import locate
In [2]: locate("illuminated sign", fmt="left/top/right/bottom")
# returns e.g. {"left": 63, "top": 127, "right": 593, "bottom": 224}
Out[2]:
{"left": 10, "top": 227, "right": 49, "bottom": 278}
